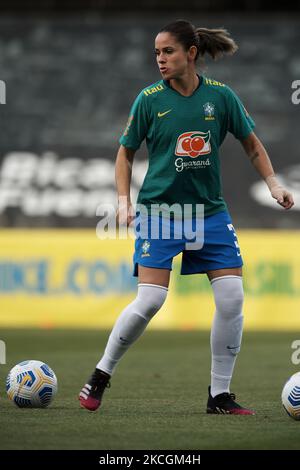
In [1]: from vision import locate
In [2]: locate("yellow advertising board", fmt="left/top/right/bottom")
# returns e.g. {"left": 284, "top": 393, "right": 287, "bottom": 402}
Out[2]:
{"left": 0, "top": 229, "right": 299, "bottom": 330}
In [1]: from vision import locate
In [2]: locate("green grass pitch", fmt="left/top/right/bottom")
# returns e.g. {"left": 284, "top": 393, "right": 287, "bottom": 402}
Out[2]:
{"left": 1, "top": 329, "right": 300, "bottom": 450}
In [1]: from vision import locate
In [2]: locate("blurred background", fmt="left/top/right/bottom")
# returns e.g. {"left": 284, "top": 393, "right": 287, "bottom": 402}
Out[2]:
{"left": 0, "top": 0, "right": 299, "bottom": 330}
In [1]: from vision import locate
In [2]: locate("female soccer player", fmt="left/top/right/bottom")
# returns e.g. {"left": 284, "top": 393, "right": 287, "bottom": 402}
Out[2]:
{"left": 79, "top": 20, "right": 294, "bottom": 414}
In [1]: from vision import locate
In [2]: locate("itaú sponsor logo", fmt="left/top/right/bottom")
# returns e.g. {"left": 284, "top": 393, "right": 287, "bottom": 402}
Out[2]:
{"left": 175, "top": 130, "right": 211, "bottom": 158}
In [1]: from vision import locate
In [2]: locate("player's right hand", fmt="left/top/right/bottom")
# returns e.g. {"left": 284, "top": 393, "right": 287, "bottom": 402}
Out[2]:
{"left": 116, "top": 200, "right": 135, "bottom": 227}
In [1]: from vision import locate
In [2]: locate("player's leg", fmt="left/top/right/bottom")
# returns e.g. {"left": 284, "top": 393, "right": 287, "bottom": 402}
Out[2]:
{"left": 79, "top": 266, "right": 170, "bottom": 411}
{"left": 208, "top": 267, "right": 243, "bottom": 398}
{"left": 96, "top": 266, "right": 170, "bottom": 375}
{"left": 137, "top": 265, "right": 170, "bottom": 288}
{"left": 181, "top": 210, "right": 254, "bottom": 414}
{"left": 207, "top": 267, "right": 254, "bottom": 414}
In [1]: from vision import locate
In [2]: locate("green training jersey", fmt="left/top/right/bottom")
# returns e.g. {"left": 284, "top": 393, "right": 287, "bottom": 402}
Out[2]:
{"left": 119, "top": 75, "right": 255, "bottom": 217}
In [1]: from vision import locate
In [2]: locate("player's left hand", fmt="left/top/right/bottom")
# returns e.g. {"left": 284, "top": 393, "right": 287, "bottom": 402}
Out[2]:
{"left": 271, "top": 186, "right": 294, "bottom": 210}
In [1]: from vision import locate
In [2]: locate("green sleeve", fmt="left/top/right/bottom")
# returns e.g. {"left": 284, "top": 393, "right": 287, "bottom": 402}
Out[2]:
{"left": 226, "top": 86, "right": 255, "bottom": 140}
{"left": 119, "top": 91, "right": 149, "bottom": 150}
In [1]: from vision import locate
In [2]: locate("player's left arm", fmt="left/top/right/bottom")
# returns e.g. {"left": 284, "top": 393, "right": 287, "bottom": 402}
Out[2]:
{"left": 240, "top": 131, "right": 294, "bottom": 210}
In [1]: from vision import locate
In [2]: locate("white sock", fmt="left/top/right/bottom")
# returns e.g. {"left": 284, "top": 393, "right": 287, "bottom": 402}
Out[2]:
{"left": 96, "top": 283, "right": 168, "bottom": 376}
{"left": 210, "top": 275, "right": 244, "bottom": 398}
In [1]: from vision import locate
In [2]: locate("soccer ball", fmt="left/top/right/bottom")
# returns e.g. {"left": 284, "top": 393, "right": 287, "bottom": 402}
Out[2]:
{"left": 281, "top": 372, "right": 300, "bottom": 420}
{"left": 6, "top": 360, "right": 57, "bottom": 408}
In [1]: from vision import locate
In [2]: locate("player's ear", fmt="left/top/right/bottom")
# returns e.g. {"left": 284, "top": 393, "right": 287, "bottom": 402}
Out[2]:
{"left": 188, "top": 45, "right": 198, "bottom": 61}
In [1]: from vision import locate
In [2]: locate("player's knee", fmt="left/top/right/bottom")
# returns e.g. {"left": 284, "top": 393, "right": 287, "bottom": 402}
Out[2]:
{"left": 212, "top": 276, "right": 244, "bottom": 319}
{"left": 217, "top": 292, "right": 244, "bottom": 319}
{"left": 136, "top": 283, "right": 168, "bottom": 320}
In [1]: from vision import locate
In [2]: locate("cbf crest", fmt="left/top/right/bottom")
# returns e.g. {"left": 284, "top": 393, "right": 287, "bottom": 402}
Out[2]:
{"left": 203, "top": 102, "right": 215, "bottom": 121}
{"left": 141, "top": 240, "right": 150, "bottom": 258}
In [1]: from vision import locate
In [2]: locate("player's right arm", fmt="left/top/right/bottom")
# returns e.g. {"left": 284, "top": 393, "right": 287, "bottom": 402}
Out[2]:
{"left": 116, "top": 89, "right": 150, "bottom": 227}
{"left": 115, "top": 144, "right": 136, "bottom": 227}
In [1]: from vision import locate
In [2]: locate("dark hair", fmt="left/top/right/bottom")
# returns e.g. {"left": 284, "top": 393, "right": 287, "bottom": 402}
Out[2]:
{"left": 159, "top": 19, "right": 238, "bottom": 61}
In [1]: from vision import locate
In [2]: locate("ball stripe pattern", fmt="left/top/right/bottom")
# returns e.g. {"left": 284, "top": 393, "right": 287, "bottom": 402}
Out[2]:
{"left": 287, "top": 386, "right": 300, "bottom": 417}
{"left": 39, "top": 386, "right": 54, "bottom": 406}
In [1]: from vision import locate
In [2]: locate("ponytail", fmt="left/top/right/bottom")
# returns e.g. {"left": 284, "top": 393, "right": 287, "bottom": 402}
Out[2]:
{"left": 196, "top": 27, "right": 238, "bottom": 60}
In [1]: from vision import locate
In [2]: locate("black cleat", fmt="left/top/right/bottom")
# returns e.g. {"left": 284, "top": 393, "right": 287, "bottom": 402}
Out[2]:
{"left": 79, "top": 368, "right": 111, "bottom": 411}
{"left": 206, "top": 386, "right": 255, "bottom": 415}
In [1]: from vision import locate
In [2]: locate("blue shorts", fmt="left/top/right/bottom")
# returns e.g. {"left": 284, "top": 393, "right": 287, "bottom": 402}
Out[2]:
{"left": 133, "top": 210, "right": 243, "bottom": 276}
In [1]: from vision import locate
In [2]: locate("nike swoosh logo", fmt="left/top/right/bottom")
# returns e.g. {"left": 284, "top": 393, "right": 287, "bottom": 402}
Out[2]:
{"left": 120, "top": 337, "right": 129, "bottom": 344}
{"left": 157, "top": 109, "right": 172, "bottom": 118}
{"left": 227, "top": 345, "right": 240, "bottom": 350}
